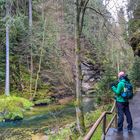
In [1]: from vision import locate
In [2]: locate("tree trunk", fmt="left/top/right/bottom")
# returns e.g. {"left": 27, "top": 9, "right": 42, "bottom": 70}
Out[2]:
{"left": 5, "top": 0, "right": 10, "bottom": 96}
{"left": 33, "top": 19, "right": 46, "bottom": 99}
{"left": 29, "top": 0, "right": 32, "bottom": 28}
{"left": 5, "top": 25, "right": 10, "bottom": 96}
{"left": 117, "top": 51, "right": 120, "bottom": 74}
{"left": 29, "top": 0, "right": 33, "bottom": 95}
{"left": 75, "top": 31, "right": 85, "bottom": 134}
{"left": 75, "top": 0, "right": 88, "bottom": 135}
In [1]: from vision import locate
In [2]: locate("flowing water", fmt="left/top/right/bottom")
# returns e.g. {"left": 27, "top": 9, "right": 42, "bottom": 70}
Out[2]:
{"left": 0, "top": 96, "right": 96, "bottom": 129}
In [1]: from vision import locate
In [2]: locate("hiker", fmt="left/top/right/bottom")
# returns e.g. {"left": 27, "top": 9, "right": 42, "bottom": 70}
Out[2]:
{"left": 111, "top": 71, "right": 133, "bottom": 133}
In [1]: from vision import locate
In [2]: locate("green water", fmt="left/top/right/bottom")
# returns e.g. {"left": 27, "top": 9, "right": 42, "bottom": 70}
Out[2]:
{"left": 0, "top": 96, "right": 95, "bottom": 129}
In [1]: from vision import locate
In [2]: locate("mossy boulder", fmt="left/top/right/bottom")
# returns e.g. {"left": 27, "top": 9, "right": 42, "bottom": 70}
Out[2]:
{"left": 0, "top": 96, "right": 34, "bottom": 121}
{"left": 34, "top": 98, "right": 53, "bottom": 106}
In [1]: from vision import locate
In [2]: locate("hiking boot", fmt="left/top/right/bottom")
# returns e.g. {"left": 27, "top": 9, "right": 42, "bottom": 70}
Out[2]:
{"left": 128, "top": 129, "right": 132, "bottom": 133}
{"left": 113, "top": 129, "right": 123, "bottom": 134}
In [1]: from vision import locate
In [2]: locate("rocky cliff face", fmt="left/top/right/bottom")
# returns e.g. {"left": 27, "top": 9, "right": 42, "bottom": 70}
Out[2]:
{"left": 57, "top": 35, "right": 103, "bottom": 96}
{"left": 34, "top": 0, "right": 103, "bottom": 97}
{"left": 81, "top": 62, "right": 102, "bottom": 94}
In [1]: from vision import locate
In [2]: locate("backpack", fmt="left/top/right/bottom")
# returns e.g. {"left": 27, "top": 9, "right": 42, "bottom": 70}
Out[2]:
{"left": 121, "top": 82, "right": 133, "bottom": 100}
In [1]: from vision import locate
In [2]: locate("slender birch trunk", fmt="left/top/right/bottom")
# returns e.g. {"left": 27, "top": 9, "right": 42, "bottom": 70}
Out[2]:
{"left": 29, "top": 0, "right": 32, "bottom": 28}
{"left": 29, "top": 0, "right": 33, "bottom": 95}
{"left": 5, "top": 0, "right": 10, "bottom": 96}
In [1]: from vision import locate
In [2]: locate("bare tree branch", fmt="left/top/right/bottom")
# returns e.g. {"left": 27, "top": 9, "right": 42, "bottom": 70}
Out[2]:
{"left": 80, "top": 0, "right": 90, "bottom": 33}
{"left": 86, "top": 6, "right": 106, "bottom": 18}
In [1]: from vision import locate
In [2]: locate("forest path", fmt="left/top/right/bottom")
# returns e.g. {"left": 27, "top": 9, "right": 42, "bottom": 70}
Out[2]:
{"left": 106, "top": 89, "right": 140, "bottom": 140}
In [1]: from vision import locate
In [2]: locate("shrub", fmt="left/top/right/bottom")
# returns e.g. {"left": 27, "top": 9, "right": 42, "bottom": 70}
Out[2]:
{"left": 0, "top": 96, "right": 34, "bottom": 121}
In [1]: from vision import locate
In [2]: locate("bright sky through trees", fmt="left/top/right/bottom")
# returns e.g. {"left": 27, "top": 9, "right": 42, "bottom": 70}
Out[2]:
{"left": 104, "top": 0, "right": 128, "bottom": 21}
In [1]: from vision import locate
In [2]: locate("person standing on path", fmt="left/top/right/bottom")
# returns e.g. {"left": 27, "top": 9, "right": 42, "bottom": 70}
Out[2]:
{"left": 111, "top": 71, "right": 133, "bottom": 133}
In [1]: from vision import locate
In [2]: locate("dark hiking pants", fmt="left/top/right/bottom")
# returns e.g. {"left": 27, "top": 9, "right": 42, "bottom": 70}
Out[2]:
{"left": 116, "top": 102, "right": 133, "bottom": 131}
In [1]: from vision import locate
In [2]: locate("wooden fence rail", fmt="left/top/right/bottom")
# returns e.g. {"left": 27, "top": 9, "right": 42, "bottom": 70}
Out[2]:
{"left": 84, "top": 101, "right": 117, "bottom": 140}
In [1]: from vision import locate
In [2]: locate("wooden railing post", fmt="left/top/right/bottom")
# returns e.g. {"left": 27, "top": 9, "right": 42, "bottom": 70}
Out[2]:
{"left": 102, "top": 114, "right": 106, "bottom": 140}
{"left": 114, "top": 114, "right": 117, "bottom": 128}
{"left": 114, "top": 104, "right": 117, "bottom": 128}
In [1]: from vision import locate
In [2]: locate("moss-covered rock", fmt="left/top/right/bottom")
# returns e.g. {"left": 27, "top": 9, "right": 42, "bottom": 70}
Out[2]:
{"left": 34, "top": 98, "right": 53, "bottom": 106}
{"left": 0, "top": 96, "right": 34, "bottom": 121}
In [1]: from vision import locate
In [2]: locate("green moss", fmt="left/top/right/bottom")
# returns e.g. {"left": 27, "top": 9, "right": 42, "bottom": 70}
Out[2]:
{"left": 4, "top": 111, "right": 23, "bottom": 121}
{"left": 9, "top": 96, "right": 34, "bottom": 109}
{"left": 48, "top": 127, "right": 72, "bottom": 140}
{"left": 34, "top": 98, "right": 53, "bottom": 105}
{"left": 0, "top": 96, "right": 34, "bottom": 121}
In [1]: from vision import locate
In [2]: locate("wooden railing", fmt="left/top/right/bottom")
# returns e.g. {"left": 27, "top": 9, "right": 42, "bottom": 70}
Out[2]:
{"left": 84, "top": 101, "right": 117, "bottom": 140}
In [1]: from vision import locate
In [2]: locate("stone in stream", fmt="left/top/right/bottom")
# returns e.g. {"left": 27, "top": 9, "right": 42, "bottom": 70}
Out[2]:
{"left": 58, "top": 96, "right": 74, "bottom": 105}
{"left": 32, "top": 133, "right": 48, "bottom": 140}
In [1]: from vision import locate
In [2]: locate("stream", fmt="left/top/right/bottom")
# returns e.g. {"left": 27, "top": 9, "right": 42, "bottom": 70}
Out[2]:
{"left": 0, "top": 96, "right": 96, "bottom": 129}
